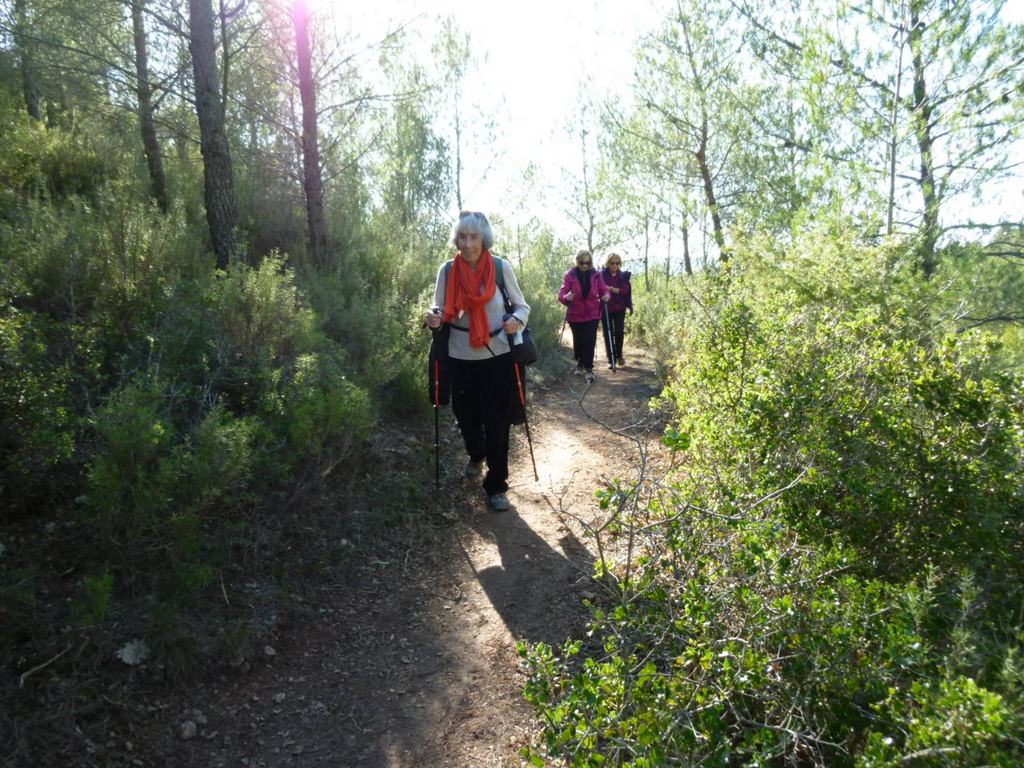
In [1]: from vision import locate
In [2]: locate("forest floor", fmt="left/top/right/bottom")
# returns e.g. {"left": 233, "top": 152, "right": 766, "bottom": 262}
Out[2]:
{"left": 10, "top": 339, "right": 665, "bottom": 768}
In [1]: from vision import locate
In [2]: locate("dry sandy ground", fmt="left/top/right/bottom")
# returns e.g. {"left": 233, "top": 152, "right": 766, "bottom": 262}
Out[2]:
{"left": 128, "top": 345, "right": 663, "bottom": 768}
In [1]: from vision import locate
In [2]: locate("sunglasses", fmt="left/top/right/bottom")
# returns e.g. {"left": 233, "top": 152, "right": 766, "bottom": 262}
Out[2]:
{"left": 608, "top": 260, "right": 621, "bottom": 264}
{"left": 458, "top": 210, "right": 489, "bottom": 225}
{"left": 577, "top": 261, "right": 592, "bottom": 266}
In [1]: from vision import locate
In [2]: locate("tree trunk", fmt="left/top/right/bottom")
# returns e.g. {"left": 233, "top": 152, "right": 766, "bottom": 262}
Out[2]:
{"left": 681, "top": 220, "right": 692, "bottom": 275}
{"left": 909, "top": 1, "right": 939, "bottom": 278}
{"left": 454, "top": 111, "right": 463, "bottom": 210}
{"left": 643, "top": 215, "right": 650, "bottom": 291}
{"left": 292, "top": 0, "right": 329, "bottom": 269}
{"left": 665, "top": 209, "right": 672, "bottom": 281}
{"left": 886, "top": 5, "right": 909, "bottom": 237}
{"left": 695, "top": 124, "right": 726, "bottom": 260}
{"left": 131, "top": 0, "right": 168, "bottom": 213}
{"left": 14, "top": 0, "right": 41, "bottom": 120}
{"left": 580, "top": 127, "right": 596, "bottom": 253}
{"left": 188, "top": 0, "right": 239, "bottom": 269}
{"left": 219, "top": 0, "right": 230, "bottom": 126}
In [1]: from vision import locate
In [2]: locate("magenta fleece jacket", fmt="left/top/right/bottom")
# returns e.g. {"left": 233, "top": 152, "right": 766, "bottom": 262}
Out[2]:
{"left": 558, "top": 268, "right": 609, "bottom": 322}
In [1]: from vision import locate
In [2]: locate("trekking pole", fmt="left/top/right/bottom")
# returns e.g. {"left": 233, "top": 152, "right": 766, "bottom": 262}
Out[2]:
{"left": 603, "top": 301, "right": 617, "bottom": 373}
{"left": 433, "top": 373, "right": 440, "bottom": 489}
{"left": 560, "top": 309, "right": 567, "bottom": 341}
{"left": 507, "top": 330, "right": 539, "bottom": 482}
{"left": 429, "top": 310, "right": 442, "bottom": 489}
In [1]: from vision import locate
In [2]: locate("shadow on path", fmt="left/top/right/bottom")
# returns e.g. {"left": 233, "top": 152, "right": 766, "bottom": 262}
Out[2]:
{"left": 465, "top": 507, "right": 595, "bottom": 650}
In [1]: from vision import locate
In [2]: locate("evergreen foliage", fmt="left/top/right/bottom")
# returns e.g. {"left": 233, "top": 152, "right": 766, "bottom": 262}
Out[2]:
{"left": 521, "top": 230, "right": 1024, "bottom": 766}
{"left": 1, "top": 0, "right": 1022, "bottom": 763}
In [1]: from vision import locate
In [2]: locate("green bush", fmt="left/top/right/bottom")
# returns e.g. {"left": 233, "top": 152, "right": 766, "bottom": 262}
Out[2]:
{"left": 303, "top": 233, "right": 438, "bottom": 408}
{"left": 0, "top": 188, "right": 201, "bottom": 404}
{"left": 209, "top": 253, "right": 318, "bottom": 411}
{"left": 71, "top": 570, "right": 114, "bottom": 628}
{"left": 277, "top": 351, "right": 374, "bottom": 476}
{"left": 0, "top": 567, "right": 40, "bottom": 647}
{"left": 0, "top": 119, "right": 112, "bottom": 201}
{"left": 87, "top": 378, "right": 176, "bottom": 556}
{"left": 522, "top": 500, "right": 1024, "bottom": 766}
{"left": 523, "top": 497, "right": 916, "bottom": 766}
{"left": 0, "top": 304, "right": 75, "bottom": 516}
{"left": 306, "top": 271, "right": 409, "bottom": 391}
{"left": 660, "top": 236, "right": 1024, "bottom": 584}
{"left": 516, "top": 252, "right": 572, "bottom": 374}
{"left": 86, "top": 378, "right": 257, "bottom": 587}
{"left": 859, "top": 677, "right": 1017, "bottom": 768}
{"left": 521, "top": 229, "right": 1024, "bottom": 767}
{"left": 177, "top": 405, "right": 257, "bottom": 518}
{"left": 628, "top": 276, "right": 695, "bottom": 383}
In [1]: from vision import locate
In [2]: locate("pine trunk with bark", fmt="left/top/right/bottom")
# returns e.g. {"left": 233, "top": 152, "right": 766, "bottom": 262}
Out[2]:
{"left": 292, "top": 0, "right": 329, "bottom": 270}
{"left": 189, "top": 0, "right": 239, "bottom": 269}
{"left": 131, "top": 0, "right": 168, "bottom": 213}
{"left": 681, "top": 220, "right": 692, "bottom": 275}
{"left": 14, "top": 0, "right": 41, "bottom": 120}
{"left": 695, "top": 124, "right": 726, "bottom": 260}
{"left": 643, "top": 215, "right": 650, "bottom": 290}
{"left": 909, "top": 1, "right": 939, "bottom": 278}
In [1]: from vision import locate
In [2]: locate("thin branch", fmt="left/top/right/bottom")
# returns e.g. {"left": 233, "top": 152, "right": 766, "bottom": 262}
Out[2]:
{"left": 19, "top": 645, "right": 74, "bottom": 688}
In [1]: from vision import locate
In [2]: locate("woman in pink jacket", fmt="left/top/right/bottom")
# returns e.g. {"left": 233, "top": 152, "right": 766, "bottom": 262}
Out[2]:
{"left": 558, "top": 250, "right": 610, "bottom": 382}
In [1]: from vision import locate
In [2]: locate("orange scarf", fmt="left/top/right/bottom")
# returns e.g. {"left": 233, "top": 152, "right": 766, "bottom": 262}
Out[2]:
{"left": 444, "top": 250, "right": 497, "bottom": 348}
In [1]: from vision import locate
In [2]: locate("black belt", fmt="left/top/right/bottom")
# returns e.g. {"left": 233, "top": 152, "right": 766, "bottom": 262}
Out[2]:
{"left": 449, "top": 324, "right": 504, "bottom": 338}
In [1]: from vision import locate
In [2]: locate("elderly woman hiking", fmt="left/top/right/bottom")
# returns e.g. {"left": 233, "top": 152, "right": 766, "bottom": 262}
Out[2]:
{"left": 599, "top": 252, "right": 632, "bottom": 367}
{"left": 558, "top": 249, "right": 610, "bottom": 382}
{"left": 424, "top": 211, "right": 530, "bottom": 511}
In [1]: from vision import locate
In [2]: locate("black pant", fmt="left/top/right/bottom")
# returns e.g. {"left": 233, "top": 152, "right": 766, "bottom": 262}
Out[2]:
{"left": 601, "top": 309, "right": 626, "bottom": 362}
{"left": 451, "top": 353, "right": 515, "bottom": 495}
{"left": 568, "top": 319, "right": 599, "bottom": 371}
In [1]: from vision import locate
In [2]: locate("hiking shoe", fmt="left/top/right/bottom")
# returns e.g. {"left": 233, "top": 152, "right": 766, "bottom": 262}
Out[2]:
{"left": 585, "top": 370, "right": 595, "bottom": 383}
{"left": 574, "top": 364, "right": 583, "bottom": 376}
{"left": 617, "top": 357, "right": 626, "bottom": 366}
{"left": 464, "top": 458, "right": 485, "bottom": 479}
{"left": 488, "top": 492, "right": 512, "bottom": 511}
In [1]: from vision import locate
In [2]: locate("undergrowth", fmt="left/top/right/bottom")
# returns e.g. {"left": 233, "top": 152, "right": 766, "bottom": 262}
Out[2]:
{"left": 521, "top": 229, "right": 1024, "bottom": 767}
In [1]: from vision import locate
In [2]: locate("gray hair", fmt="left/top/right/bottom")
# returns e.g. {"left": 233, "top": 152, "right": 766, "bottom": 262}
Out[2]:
{"left": 451, "top": 210, "right": 495, "bottom": 251}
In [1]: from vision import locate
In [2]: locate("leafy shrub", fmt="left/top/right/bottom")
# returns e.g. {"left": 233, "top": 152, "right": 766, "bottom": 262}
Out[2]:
{"left": 71, "top": 570, "right": 114, "bottom": 628}
{"left": 212, "top": 253, "right": 315, "bottom": 365}
{"left": 0, "top": 567, "right": 40, "bottom": 647}
{"left": 516, "top": 252, "right": 572, "bottom": 375}
{"left": 523, "top": 490, "right": 1024, "bottom": 766}
{"left": 209, "top": 253, "right": 318, "bottom": 412}
{"left": 627, "top": 276, "right": 695, "bottom": 382}
{"left": 0, "top": 119, "right": 112, "bottom": 201}
{"left": 859, "top": 677, "right": 1017, "bottom": 768}
{"left": 87, "top": 378, "right": 175, "bottom": 557}
{"left": 521, "top": 230, "right": 1024, "bottom": 767}
{"left": 86, "top": 378, "right": 256, "bottom": 587}
{"left": 0, "top": 304, "right": 75, "bottom": 516}
{"left": 0, "top": 188, "right": 201, "bottom": 406}
{"left": 306, "top": 270, "right": 409, "bottom": 392}
{"left": 176, "top": 405, "right": 257, "bottom": 519}
{"left": 525, "top": 491, "right": 899, "bottom": 766}
{"left": 277, "top": 351, "right": 374, "bottom": 476}
{"left": 660, "top": 236, "right": 1024, "bottom": 584}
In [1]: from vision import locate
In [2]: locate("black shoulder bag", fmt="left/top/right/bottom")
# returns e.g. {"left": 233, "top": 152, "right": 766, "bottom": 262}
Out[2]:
{"left": 494, "top": 258, "right": 538, "bottom": 365}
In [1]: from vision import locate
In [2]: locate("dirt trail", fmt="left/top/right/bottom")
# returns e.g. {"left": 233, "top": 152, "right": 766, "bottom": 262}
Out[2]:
{"left": 140, "top": 346, "right": 661, "bottom": 767}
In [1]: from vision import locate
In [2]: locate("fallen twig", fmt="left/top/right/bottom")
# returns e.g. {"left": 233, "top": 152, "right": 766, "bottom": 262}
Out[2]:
{"left": 19, "top": 645, "right": 73, "bottom": 688}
